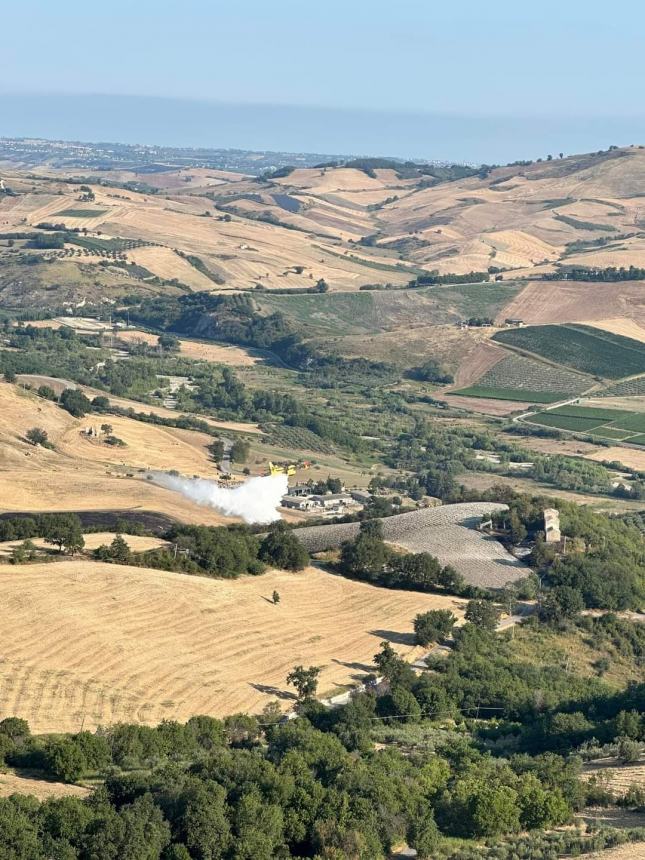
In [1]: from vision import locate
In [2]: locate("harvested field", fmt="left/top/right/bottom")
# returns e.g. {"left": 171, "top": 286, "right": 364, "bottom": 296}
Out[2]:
{"left": 0, "top": 770, "right": 90, "bottom": 800}
{"left": 0, "top": 382, "right": 230, "bottom": 526}
{"left": 124, "top": 246, "right": 214, "bottom": 290}
{"left": 586, "top": 447, "right": 645, "bottom": 471}
{"left": 582, "top": 758, "right": 645, "bottom": 797}
{"left": 584, "top": 844, "right": 645, "bottom": 860}
{"left": 0, "top": 533, "right": 168, "bottom": 558}
{"left": 57, "top": 414, "right": 215, "bottom": 473}
{"left": 587, "top": 318, "right": 645, "bottom": 344}
{"left": 294, "top": 503, "right": 528, "bottom": 589}
{"left": 0, "top": 561, "right": 466, "bottom": 734}
{"left": 116, "top": 329, "right": 259, "bottom": 365}
{"left": 496, "top": 280, "right": 645, "bottom": 327}
{"left": 451, "top": 340, "right": 506, "bottom": 389}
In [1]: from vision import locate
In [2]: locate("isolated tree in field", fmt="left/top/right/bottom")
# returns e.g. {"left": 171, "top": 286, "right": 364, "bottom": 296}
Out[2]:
{"left": 26, "top": 427, "right": 48, "bottom": 446}
{"left": 37, "top": 385, "right": 56, "bottom": 400}
{"left": 158, "top": 333, "right": 180, "bottom": 353}
{"left": 60, "top": 387, "right": 91, "bottom": 418}
{"left": 286, "top": 665, "right": 321, "bottom": 700}
{"left": 100, "top": 423, "right": 113, "bottom": 436}
{"left": 465, "top": 599, "right": 500, "bottom": 632}
{"left": 207, "top": 438, "right": 225, "bottom": 462}
{"left": 413, "top": 610, "right": 456, "bottom": 646}
{"left": 259, "top": 521, "right": 309, "bottom": 571}
{"left": 272, "top": 589, "right": 280, "bottom": 605}
{"left": 42, "top": 513, "right": 85, "bottom": 555}
{"left": 230, "top": 439, "right": 250, "bottom": 463}
{"left": 109, "top": 534, "right": 132, "bottom": 564}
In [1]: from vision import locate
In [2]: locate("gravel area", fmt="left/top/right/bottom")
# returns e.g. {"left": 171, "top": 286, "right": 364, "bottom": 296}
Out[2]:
{"left": 294, "top": 502, "right": 529, "bottom": 589}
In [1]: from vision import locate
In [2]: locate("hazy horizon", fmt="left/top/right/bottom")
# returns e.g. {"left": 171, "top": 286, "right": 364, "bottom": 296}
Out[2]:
{"left": 2, "top": 93, "right": 645, "bottom": 165}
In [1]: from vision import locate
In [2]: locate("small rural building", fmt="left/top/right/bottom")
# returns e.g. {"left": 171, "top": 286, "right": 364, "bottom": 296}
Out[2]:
{"left": 350, "top": 489, "right": 372, "bottom": 504}
{"left": 308, "top": 493, "right": 354, "bottom": 509}
{"left": 543, "top": 508, "right": 561, "bottom": 544}
{"left": 281, "top": 495, "right": 317, "bottom": 511}
{"left": 504, "top": 318, "right": 525, "bottom": 327}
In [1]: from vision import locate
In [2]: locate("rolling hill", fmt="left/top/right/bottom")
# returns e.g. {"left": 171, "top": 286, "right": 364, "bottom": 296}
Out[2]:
{"left": 2, "top": 143, "right": 645, "bottom": 310}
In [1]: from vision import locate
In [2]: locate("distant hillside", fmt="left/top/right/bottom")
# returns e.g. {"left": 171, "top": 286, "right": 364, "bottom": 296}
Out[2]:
{"left": 1, "top": 142, "right": 645, "bottom": 310}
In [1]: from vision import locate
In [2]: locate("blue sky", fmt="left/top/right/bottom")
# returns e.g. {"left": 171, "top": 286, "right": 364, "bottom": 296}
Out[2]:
{"left": 2, "top": 1, "right": 644, "bottom": 161}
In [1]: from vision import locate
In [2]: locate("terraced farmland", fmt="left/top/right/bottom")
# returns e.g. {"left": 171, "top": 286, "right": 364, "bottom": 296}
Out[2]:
{"left": 527, "top": 404, "right": 645, "bottom": 444}
{"left": 294, "top": 502, "right": 529, "bottom": 589}
{"left": 493, "top": 324, "right": 645, "bottom": 379}
{"left": 454, "top": 353, "right": 592, "bottom": 401}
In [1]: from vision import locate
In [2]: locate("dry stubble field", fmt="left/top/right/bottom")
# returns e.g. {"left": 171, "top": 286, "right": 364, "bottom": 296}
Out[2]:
{"left": 0, "top": 561, "right": 466, "bottom": 734}
{"left": 0, "top": 382, "right": 230, "bottom": 525}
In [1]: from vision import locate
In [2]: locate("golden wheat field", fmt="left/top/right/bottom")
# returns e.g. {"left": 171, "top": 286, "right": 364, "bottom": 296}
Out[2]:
{"left": 0, "top": 770, "right": 90, "bottom": 800}
{"left": 0, "top": 561, "right": 466, "bottom": 734}
{"left": 0, "top": 382, "right": 229, "bottom": 524}
{"left": 582, "top": 759, "right": 645, "bottom": 796}
{"left": 115, "top": 329, "right": 260, "bottom": 365}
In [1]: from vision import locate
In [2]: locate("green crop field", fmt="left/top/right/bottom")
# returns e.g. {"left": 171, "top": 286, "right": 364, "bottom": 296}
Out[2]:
{"left": 256, "top": 282, "right": 522, "bottom": 339}
{"left": 547, "top": 405, "right": 631, "bottom": 421}
{"left": 527, "top": 404, "right": 645, "bottom": 445}
{"left": 454, "top": 386, "right": 564, "bottom": 403}
{"left": 607, "top": 412, "right": 645, "bottom": 432}
{"left": 528, "top": 413, "right": 608, "bottom": 432}
{"left": 493, "top": 324, "right": 645, "bottom": 379}
{"left": 57, "top": 209, "right": 108, "bottom": 218}
{"left": 591, "top": 427, "right": 633, "bottom": 440}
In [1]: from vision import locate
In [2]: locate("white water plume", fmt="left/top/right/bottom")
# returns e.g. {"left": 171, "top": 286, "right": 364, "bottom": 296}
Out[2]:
{"left": 153, "top": 472, "right": 288, "bottom": 524}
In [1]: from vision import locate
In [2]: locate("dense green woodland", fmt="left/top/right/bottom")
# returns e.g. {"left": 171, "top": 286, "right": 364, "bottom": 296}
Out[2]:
{"left": 0, "top": 617, "right": 642, "bottom": 859}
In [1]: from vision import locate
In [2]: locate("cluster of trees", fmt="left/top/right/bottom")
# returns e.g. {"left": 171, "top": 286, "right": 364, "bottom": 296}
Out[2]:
{"left": 546, "top": 265, "right": 645, "bottom": 282}
{"left": 0, "top": 513, "right": 84, "bottom": 554}
{"left": 494, "top": 495, "right": 645, "bottom": 612}
{"left": 0, "top": 595, "right": 642, "bottom": 857}
{"left": 1, "top": 320, "right": 373, "bottom": 458}
{"left": 408, "top": 271, "right": 490, "bottom": 287}
{"left": 405, "top": 359, "right": 454, "bottom": 385}
{"left": 385, "top": 419, "right": 624, "bottom": 502}
{"left": 126, "top": 522, "right": 310, "bottom": 579}
{"left": 118, "top": 292, "right": 396, "bottom": 388}
{"left": 339, "top": 520, "right": 466, "bottom": 595}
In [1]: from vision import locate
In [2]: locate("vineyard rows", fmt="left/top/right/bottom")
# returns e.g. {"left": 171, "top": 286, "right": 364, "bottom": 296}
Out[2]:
{"left": 493, "top": 325, "right": 645, "bottom": 379}
{"left": 295, "top": 502, "right": 529, "bottom": 589}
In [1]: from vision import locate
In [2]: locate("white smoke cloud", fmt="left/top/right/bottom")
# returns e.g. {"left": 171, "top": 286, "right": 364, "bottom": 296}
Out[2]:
{"left": 152, "top": 472, "right": 289, "bottom": 524}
